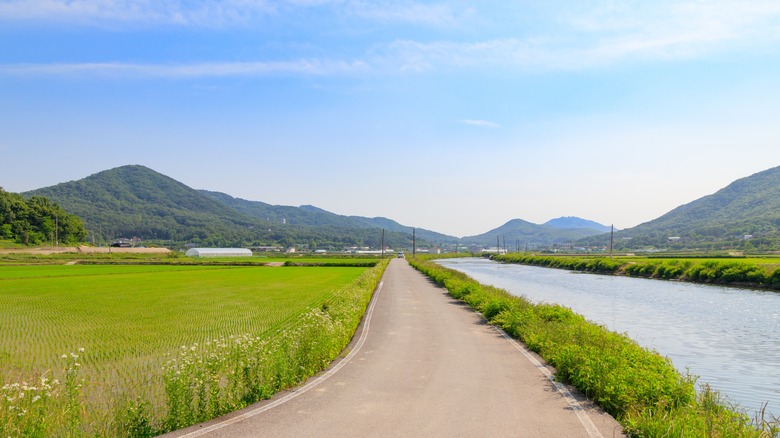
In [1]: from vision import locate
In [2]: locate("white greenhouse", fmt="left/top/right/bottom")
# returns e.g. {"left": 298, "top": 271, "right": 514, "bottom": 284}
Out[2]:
{"left": 185, "top": 248, "right": 253, "bottom": 258}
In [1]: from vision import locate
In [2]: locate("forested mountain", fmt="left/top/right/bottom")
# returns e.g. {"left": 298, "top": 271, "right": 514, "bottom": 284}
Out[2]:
{"left": 199, "top": 190, "right": 454, "bottom": 244}
{"left": 25, "top": 163, "right": 779, "bottom": 252}
{"left": 0, "top": 187, "right": 86, "bottom": 245}
{"left": 580, "top": 165, "right": 780, "bottom": 250}
{"left": 462, "top": 218, "right": 608, "bottom": 248}
{"left": 24, "top": 165, "right": 429, "bottom": 249}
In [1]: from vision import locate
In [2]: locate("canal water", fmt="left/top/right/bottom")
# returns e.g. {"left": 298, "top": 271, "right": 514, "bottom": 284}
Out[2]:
{"left": 436, "top": 257, "right": 780, "bottom": 417}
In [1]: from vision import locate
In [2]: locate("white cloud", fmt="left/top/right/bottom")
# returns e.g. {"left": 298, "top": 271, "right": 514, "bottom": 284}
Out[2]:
{"left": 4, "top": 1, "right": 780, "bottom": 77}
{"left": 0, "top": 0, "right": 470, "bottom": 27}
{"left": 0, "top": 0, "right": 275, "bottom": 25}
{"left": 348, "top": 2, "right": 473, "bottom": 27}
{"left": 562, "top": 0, "right": 780, "bottom": 60}
{"left": 459, "top": 119, "right": 501, "bottom": 129}
{"left": 373, "top": 0, "right": 780, "bottom": 72}
{"left": 0, "top": 59, "right": 369, "bottom": 77}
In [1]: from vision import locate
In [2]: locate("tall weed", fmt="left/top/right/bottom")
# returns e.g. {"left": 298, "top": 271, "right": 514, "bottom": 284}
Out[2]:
{"left": 0, "top": 349, "right": 85, "bottom": 437}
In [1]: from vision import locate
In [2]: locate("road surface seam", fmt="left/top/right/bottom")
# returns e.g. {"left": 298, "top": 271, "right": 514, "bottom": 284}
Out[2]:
{"left": 178, "top": 280, "right": 385, "bottom": 438}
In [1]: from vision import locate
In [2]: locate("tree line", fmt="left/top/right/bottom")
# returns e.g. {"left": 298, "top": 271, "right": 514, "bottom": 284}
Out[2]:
{"left": 0, "top": 187, "right": 87, "bottom": 245}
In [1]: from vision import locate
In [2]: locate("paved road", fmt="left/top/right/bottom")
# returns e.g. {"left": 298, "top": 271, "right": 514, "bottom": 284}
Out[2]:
{"left": 167, "top": 259, "right": 624, "bottom": 437}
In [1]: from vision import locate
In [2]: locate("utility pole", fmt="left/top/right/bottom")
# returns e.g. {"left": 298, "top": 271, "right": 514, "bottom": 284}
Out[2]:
{"left": 381, "top": 229, "right": 385, "bottom": 259}
{"left": 496, "top": 236, "right": 499, "bottom": 255}
{"left": 412, "top": 228, "right": 416, "bottom": 257}
{"left": 609, "top": 224, "right": 614, "bottom": 258}
{"left": 55, "top": 215, "right": 58, "bottom": 247}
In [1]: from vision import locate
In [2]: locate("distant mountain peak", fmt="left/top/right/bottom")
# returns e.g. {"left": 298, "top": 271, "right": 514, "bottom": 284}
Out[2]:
{"left": 462, "top": 217, "right": 609, "bottom": 246}
{"left": 544, "top": 217, "right": 612, "bottom": 233}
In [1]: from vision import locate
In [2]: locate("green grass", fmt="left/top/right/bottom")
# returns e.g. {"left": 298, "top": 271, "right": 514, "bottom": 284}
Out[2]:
{"left": 0, "top": 265, "right": 366, "bottom": 399}
{"left": 0, "top": 240, "right": 25, "bottom": 249}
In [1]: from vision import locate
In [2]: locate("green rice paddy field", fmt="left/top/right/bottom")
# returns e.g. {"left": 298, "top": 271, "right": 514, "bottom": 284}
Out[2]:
{"left": 0, "top": 264, "right": 368, "bottom": 402}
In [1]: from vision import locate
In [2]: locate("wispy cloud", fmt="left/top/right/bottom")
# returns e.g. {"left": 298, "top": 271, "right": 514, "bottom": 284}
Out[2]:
{"left": 459, "top": 119, "right": 501, "bottom": 129}
{"left": 376, "top": 0, "right": 780, "bottom": 72}
{"left": 348, "top": 2, "right": 474, "bottom": 27}
{"left": 0, "top": 59, "right": 369, "bottom": 78}
{"left": 0, "top": 0, "right": 274, "bottom": 26}
{"left": 0, "top": 0, "right": 470, "bottom": 27}
{"left": 3, "top": 1, "right": 780, "bottom": 78}
{"left": 561, "top": 0, "right": 780, "bottom": 62}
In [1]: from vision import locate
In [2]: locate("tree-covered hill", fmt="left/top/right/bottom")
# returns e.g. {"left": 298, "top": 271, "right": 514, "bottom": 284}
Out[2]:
{"left": 0, "top": 187, "right": 86, "bottom": 245}
{"left": 199, "top": 190, "right": 455, "bottom": 244}
{"left": 581, "top": 165, "right": 780, "bottom": 251}
{"left": 23, "top": 165, "right": 430, "bottom": 249}
{"left": 25, "top": 165, "right": 263, "bottom": 245}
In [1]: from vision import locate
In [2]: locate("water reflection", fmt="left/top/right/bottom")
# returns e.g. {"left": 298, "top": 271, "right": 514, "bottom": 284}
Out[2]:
{"left": 437, "top": 258, "right": 780, "bottom": 416}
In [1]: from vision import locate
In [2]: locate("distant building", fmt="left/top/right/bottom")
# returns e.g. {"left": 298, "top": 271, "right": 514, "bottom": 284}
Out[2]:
{"left": 248, "top": 246, "right": 283, "bottom": 252}
{"left": 185, "top": 248, "right": 253, "bottom": 257}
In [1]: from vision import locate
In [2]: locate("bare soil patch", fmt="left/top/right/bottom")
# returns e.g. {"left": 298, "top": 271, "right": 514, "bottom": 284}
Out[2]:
{"left": 0, "top": 246, "right": 170, "bottom": 255}
{"left": 76, "top": 246, "right": 170, "bottom": 254}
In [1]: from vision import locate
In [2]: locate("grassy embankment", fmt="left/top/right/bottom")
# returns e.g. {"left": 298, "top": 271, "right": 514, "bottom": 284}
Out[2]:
{"left": 0, "top": 258, "right": 388, "bottom": 437}
{"left": 409, "top": 256, "right": 779, "bottom": 437}
{"left": 492, "top": 254, "right": 780, "bottom": 290}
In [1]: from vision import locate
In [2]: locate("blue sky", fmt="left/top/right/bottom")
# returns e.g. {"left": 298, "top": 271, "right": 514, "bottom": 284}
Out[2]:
{"left": 2, "top": 1, "right": 780, "bottom": 237}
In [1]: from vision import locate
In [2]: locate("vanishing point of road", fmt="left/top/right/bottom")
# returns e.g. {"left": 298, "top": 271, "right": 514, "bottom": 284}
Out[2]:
{"left": 166, "top": 258, "right": 625, "bottom": 437}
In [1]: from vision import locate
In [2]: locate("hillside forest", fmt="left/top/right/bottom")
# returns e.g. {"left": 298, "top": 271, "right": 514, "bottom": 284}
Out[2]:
{"left": 0, "top": 187, "right": 87, "bottom": 245}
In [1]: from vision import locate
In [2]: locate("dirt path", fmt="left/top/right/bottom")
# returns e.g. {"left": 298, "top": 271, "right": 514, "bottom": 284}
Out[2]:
{"left": 0, "top": 245, "right": 170, "bottom": 255}
{"left": 165, "top": 258, "right": 624, "bottom": 437}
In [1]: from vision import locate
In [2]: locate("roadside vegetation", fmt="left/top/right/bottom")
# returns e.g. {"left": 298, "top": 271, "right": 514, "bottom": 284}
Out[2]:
{"left": 0, "top": 258, "right": 388, "bottom": 437}
{"left": 493, "top": 254, "right": 780, "bottom": 290}
{"left": 409, "top": 256, "right": 779, "bottom": 437}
